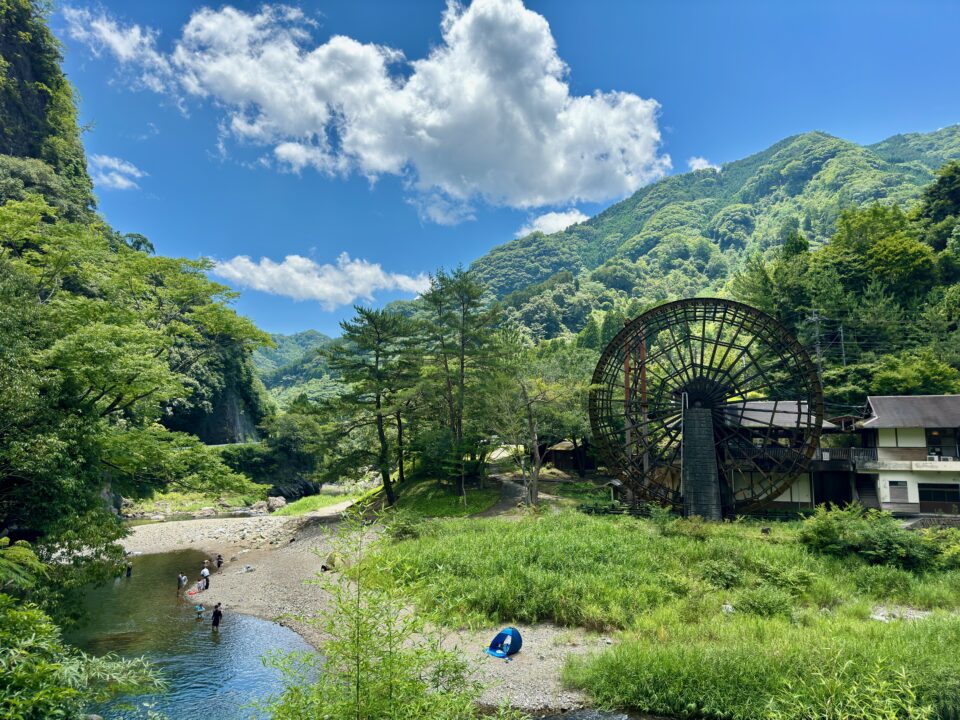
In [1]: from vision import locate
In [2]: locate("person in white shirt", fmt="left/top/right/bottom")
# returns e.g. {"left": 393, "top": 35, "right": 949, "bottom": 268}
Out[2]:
{"left": 200, "top": 565, "right": 211, "bottom": 590}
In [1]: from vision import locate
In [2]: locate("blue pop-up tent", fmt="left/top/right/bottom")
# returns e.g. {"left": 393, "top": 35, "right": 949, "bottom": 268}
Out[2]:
{"left": 485, "top": 627, "right": 522, "bottom": 658}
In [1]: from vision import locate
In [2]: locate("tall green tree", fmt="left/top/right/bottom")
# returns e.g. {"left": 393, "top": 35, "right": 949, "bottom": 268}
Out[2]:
{"left": 419, "top": 267, "right": 497, "bottom": 494}
{"left": 327, "top": 307, "right": 419, "bottom": 505}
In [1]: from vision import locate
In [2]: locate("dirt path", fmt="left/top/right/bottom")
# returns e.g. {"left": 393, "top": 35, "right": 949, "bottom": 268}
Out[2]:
{"left": 478, "top": 476, "right": 526, "bottom": 517}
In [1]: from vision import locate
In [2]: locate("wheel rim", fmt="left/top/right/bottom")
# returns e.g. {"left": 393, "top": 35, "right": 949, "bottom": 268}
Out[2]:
{"left": 588, "top": 298, "right": 823, "bottom": 514}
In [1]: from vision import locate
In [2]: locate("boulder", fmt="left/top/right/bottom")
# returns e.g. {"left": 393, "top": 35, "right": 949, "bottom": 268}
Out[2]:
{"left": 250, "top": 500, "right": 268, "bottom": 514}
{"left": 268, "top": 496, "right": 288, "bottom": 511}
{"left": 268, "top": 479, "right": 321, "bottom": 501}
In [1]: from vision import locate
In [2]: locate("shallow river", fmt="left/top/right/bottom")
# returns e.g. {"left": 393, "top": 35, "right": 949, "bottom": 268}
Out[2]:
{"left": 68, "top": 548, "right": 643, "bottom": 719}
{"left": 68, "top": 549, "right": 312, "bottom": 719}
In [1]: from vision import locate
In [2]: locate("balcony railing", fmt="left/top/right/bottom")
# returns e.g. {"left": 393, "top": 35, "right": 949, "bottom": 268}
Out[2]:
{"left": 722, "top": 446, "right": 878, "bottom": 465}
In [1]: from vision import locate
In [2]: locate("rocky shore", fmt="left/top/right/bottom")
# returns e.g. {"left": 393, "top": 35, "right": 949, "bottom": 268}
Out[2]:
{"left": 122, "top": 512, "right": 602, "bottom": 714}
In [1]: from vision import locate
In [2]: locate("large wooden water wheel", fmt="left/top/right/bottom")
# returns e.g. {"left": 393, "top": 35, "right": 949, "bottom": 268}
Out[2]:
{"left": 588, "top": 298, "right": 823, "bottom": 518}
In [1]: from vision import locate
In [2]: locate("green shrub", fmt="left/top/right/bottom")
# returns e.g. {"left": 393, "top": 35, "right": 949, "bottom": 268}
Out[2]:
{"left": 384, "top": 509, "right": 427, "bottom": 541}
{"left": 854, "top": 564, "right": 914, "bottom": 599}
{"left": 0, "top": 594, "right": 163, "bottom": 718}
{"left": 272, "top": 493, "right": 357, "bottom": 516}
{"left": 662, "top": 515, "right": 713, "bottom": 541}
{"left": 565, "top": 615, "right": 960, "bottom": 719}
{"left": 699, "top": 559, "right": 744, "bottom": 589}
{"left": 767, "top": 663, "right": 934, "bottom": 720}
{"left": 736, "top": 585, "right": 794, "bottom": 617}
{"left": 751, "top": 560, "right": 816, "bottom": 597}
{"left": 799, "top": 505, "right": 938, "bottom": 570}
{"left": 923, "top": 527, "right": 960, "bottom": 569}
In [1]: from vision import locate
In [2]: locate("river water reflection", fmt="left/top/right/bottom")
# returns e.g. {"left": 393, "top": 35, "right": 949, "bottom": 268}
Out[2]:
{"left": 68, "top": 549, "right": 311, "bottom": 719}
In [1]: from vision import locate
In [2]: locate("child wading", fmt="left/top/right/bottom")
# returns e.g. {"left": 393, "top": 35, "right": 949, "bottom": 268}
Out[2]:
{"left": 212, "top": 603, "right": 223, "bottom": 632}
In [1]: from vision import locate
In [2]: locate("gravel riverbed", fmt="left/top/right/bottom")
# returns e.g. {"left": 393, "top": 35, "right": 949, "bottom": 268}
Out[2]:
{"left": 122, "top": 512, "right": 602, "bottom": 714}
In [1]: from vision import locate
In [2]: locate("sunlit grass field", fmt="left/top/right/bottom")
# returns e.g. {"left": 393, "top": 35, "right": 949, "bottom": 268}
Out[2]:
{"left": 367, "top": 511, "right": 960, "bottom": 719}
{"left": 393, "top": 478, "right": 500, "bottom": 517}
{"left": 272, "top": 492, "right": 358, "bottom": 516}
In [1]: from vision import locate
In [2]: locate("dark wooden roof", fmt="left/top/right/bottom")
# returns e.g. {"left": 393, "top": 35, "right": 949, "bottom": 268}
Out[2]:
{"left": 863, "top": 395, "right": 960, "bottom": 429}
{"left": 722, "top": 401, "right": 834, "bottom": 430}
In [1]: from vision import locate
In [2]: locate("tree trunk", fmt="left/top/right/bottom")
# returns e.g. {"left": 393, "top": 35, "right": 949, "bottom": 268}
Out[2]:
{"left": 375, "top": 394, "right": 396, "bottom": 505}
{"left": 395, "top": 409, "right": 405, "bottom": 486}
{"left": 572, "top": 437, "right": 586, "bottom": 478}
{"left": 521, "top": 383, "right": 540, "bottom": 506}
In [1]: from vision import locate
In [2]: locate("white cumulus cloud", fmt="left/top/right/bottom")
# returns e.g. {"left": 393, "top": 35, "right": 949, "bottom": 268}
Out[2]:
{"left": 516, "top": 209, "right": 589, "bottom": 237}
{"left": 688, "top": 156, "right": 720, "bottom": 172}
{"left": 64, "top": 1, "right": 670, "bottom": 221}
{"left": 89, "top": 153, "right": 147, "bottom": 190}
{"left": 213, "top": 253, "right": 430, "bottom": 310}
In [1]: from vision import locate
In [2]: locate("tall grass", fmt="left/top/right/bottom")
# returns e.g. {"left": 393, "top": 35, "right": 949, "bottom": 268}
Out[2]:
{"left": 563, "top": 611, "right": 960, "bottom": 719}
{"left": 272, "top": 493, "right": 357, "bottom": 516}
{"left": 367, "top": 511, "right": 960, "bottom": 718}
{"left": 393, "top": 478, "right": 500, "bottom": 518}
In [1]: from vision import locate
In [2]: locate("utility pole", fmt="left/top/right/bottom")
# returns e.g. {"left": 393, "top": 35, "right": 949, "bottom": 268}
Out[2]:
{"left": 807, "top": 311, "right": 823, "bottom": 382}
{"left": 839, "top": 324, "right": 847, "bottom": 368}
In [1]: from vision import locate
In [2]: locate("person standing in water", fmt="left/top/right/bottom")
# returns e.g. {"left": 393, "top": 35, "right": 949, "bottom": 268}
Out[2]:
{"left": 177, "top": 572, "right": 187, "bottom": 595}
{"left": 211, "top": 603, "right": 223, "bottom": 632}
{"left": 125, "top": 562, "right": 132, "bottom": 578}
{"left": 200, "top": 565, "right": 210, "bottom": 590}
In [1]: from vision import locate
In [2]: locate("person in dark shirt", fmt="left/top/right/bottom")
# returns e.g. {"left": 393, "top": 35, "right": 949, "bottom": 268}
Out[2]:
{"left": 211, "top": 603, "right": 223, "bottom": 632}
{"left": 216, "top": 554, "right": 224, "bottom": 572}
{"left": 125, "top": 563, "right": 133, "bottom": 578}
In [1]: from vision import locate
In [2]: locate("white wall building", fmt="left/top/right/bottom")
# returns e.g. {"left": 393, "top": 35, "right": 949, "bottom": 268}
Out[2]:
{"left": 858, "top": 395, "right": 960, "bottom": 515}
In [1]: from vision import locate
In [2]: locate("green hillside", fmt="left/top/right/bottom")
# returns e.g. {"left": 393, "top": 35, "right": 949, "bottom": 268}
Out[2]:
{"left": 474, "top": 127, "right": 960, "bottom": 339}
{"left": 254, "top": 331, "right": 344, "bottom": 407}
{"left": 253, "top": 330, "right": 332, "bottom": 374}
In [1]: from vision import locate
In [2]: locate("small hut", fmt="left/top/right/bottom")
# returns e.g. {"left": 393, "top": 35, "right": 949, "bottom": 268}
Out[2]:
{"left": 541, "top": 439, "right": 596, "bottom": 474}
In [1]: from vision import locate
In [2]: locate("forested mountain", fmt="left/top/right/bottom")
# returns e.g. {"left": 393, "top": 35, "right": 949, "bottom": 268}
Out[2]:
{"left": 253, "top": 331, "right": 344, "bottom": 407}
{"left": 474, "top": 127, "right": 960, "bottom": 340}
{"left": 0, "top": 0, "right": 93, "bottom": 219}
{"left": 253, "top": 330, "right": 332, "bottom": 374}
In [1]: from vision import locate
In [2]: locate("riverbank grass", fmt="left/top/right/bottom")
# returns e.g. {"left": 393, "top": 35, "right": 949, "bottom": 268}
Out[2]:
{"left": 393, "top": 478, "right": 500, "bottom": 517}
{"left": 366, "top": 511, "right": 960, "bottom": 718}
{"left": 272, "top": 493, "right": 357, "bottom": 516}
{"left": 126, "top": 488, "right": 268, "bottom": 515}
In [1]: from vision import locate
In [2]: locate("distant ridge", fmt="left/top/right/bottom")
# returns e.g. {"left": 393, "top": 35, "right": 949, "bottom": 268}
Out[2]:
{"left": 473, "top": 125, "right": 960, "bottom": 300}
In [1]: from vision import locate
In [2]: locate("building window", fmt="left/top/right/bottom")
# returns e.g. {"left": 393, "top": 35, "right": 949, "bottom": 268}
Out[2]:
{"left": 925, "top": 428, "right": 958, "bottom": 459}
{"left": 918, "top": 483, "right": 960, "bottom": 514}
{"left": 888, "top": 480, "right": 908, "bottom": 503}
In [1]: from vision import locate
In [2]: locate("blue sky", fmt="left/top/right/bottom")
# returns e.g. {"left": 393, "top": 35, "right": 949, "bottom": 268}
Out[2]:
{"left": 56, "top": 0, "right": 960, "bottom": 336}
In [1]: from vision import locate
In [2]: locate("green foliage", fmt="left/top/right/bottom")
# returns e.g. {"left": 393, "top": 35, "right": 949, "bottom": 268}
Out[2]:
{"left": 367, "top": 511, "right": 960, "bottom": 717}
{"left": 0, "top": 593, "right": 163, "bottom": 719}
{"left": 0, "top": 537, "right": 44, "bottom": 595}
{"left": 914, "top": 160, "right": 960, "bottom": 250}
{"left": 870, "top": 348, "right": 960, "bottom": 395}
{"left": 264, "top": 512, "right": 528, "bottom": 720}
{"left": 699, "top": 558, "right": 744, "bottom": 589}
{"left": 565, "top": 617, "right": 955, "bottom": 720}
{"left": 473, "top": 127, "right": 960, "bottom": 344}
{"left": 271, "top": 492, "right": 356, "bottom": 516}
{"left": 0, "top": 192, "right": 269, "bottom": 610}
{"left": 0, "top": 0, "right": 94, "bottom": 214}
{"left": 392, "top": 478, "right": 499, "bottom": 517}
{"left": 798, "top": 505, "right": 939, "bottom": 570}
